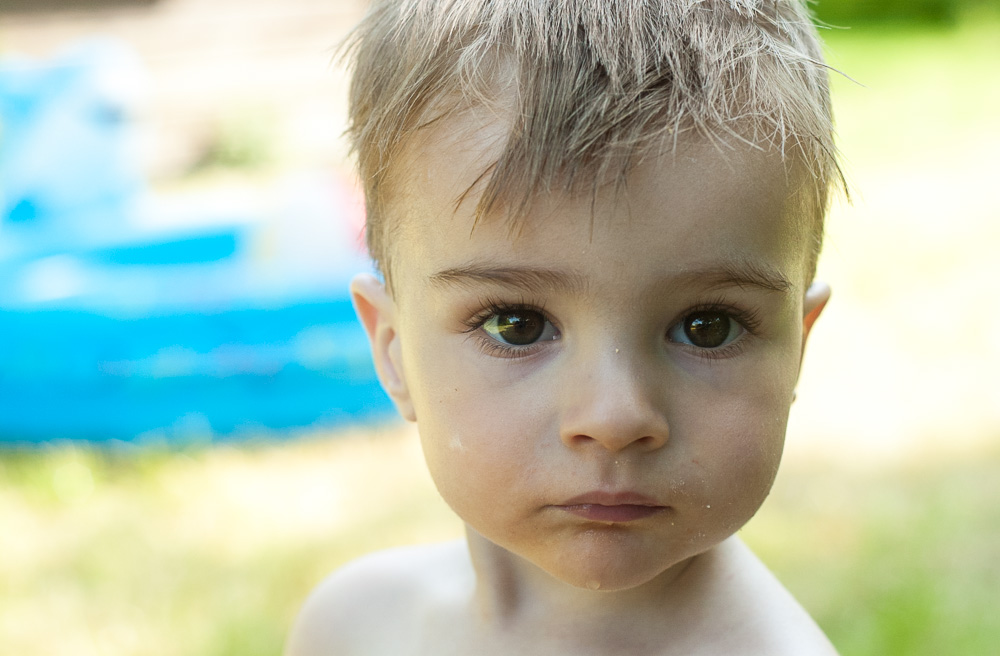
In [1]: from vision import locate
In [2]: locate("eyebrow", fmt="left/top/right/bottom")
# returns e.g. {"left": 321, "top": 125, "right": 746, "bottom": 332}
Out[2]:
{"left": 429, "top": 260, "right": 792, "bottom": 295}
{"left": 430, "top": 265, "right": 588, "bottom": 295}
{"left": 695, "top": 261, "right": 794, "bottom": 294}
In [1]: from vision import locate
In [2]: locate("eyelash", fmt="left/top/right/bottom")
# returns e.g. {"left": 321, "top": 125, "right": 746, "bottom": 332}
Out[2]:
{"left": 668, "top": 298, "right": 763, "bottom": 361}
{"left": 460, "top": 296, "right": 763, "bottom": 361}
{"left": 460, "top": 296, "right": 556, "bottom": 359}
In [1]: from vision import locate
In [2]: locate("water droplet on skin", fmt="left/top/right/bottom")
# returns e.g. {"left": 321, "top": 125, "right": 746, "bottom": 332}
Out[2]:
{"left": 587, "top": 580, "right": 601, "bottom": 590}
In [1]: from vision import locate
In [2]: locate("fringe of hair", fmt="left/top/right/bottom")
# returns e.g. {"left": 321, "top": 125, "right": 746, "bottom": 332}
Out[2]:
{"left": 344, "top": 0, "right": 844, "bottom": 282}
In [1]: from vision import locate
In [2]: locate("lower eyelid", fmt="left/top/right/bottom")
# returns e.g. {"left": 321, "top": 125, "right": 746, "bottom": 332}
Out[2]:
{"left": 667, "top": 338, "right": 750, "bottom": 363}
{"left": 472, "top": 334, "right": 547, "bottom": 359}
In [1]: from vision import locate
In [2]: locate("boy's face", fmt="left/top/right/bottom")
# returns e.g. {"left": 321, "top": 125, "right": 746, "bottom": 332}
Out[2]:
{"left": 353, "top": 109, "right": 828, "bottom": 592}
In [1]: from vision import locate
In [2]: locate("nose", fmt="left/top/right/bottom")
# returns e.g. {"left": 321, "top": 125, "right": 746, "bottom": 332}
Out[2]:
{"left": 558, "top": 348, "right": 670, "bottom": 453}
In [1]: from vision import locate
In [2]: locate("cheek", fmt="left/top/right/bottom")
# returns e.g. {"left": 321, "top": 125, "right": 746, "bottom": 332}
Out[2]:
{"left": 406, "top": 348, "right": 543, "bottom": 519}
{"left": 673, "top": 415, "right": 785, "bottom": 543}
{"left": 418, "top": 406, "right": 537, "bottom": 531}
{"left": 712, "top": 398, "right": 787, "bottom": 500}
{"left": 676, "top": 358, "right": 796, "bottom": 526}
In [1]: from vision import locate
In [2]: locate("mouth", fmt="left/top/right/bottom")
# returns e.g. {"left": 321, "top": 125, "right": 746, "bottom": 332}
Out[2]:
{"left": 555, "top": 491, "right": 668, "bottom": 523}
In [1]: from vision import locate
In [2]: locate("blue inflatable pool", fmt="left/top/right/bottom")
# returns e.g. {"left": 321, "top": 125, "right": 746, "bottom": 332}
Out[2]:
{"left": 0, "top": 41, "right": 393, "bottom": 445}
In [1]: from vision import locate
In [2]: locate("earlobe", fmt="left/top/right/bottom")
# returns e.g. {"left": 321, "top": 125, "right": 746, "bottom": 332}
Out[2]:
{"left": 350, "top": 273, "right": 416, "bottom": 422}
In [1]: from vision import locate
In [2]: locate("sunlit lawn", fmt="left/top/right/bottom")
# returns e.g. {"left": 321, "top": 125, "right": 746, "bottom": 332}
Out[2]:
{"left": 748, "top": 450, "right": 1000, "bottom": 655}
{"left": 2, "top": 429, "right": 998, "bottom": 655}
{"left": 0, "top": 427, "right": 457, "bottom": 656}
{"left": 2, "top": 17, "right": 999, "bottom": 656}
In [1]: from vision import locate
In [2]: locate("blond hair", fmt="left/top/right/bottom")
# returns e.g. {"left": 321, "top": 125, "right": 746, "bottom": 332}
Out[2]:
{"left": 344, "top": 0, "right": 842, "bottom": 283}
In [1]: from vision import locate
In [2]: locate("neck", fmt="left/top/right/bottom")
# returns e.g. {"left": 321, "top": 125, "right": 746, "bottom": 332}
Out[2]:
{"left": 463, "top": 526, "right": 714, "bottom": 650}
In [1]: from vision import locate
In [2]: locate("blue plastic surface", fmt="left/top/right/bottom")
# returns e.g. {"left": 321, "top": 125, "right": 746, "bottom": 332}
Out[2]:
{"left": 0, "top": 40, "right": 394, "bottom": 445}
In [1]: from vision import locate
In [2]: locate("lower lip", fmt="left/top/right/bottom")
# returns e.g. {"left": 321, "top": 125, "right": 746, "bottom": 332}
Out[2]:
{"left": 558, "top": 504, "right": 666, "bottom": 523}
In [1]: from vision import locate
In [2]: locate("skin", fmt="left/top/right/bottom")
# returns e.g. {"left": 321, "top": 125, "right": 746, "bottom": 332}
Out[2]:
{"left": 286, "top": 107, "right": 836, "bottom": 655}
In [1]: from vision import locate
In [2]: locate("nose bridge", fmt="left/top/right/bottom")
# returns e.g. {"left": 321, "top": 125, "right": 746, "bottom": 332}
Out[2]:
{"left": 558, "top": 340, "right": 669, "bottom": 452}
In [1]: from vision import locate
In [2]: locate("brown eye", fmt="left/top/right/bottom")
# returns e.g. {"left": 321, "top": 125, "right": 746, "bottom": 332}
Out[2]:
{"left": 492, "top": 310, "right": 543, "bottom": 345}
{"left": 482, "top": 309, "right": 557, "bottom": 346}
{"left": 669, "top": 311, "right": 742, "bottom": 349}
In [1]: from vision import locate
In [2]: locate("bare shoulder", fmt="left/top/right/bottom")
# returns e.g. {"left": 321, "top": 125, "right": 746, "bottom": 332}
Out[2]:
{"left": 687, "top": 537, "right": 840, "bottom": 656}
{"left": 284, "top": 540, "right": 472, "bottom": 656}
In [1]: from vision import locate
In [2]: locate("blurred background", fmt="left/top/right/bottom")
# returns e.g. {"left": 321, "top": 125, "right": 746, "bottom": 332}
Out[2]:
{"left": 0, "top": 1, "right": 998, "bottom": 654}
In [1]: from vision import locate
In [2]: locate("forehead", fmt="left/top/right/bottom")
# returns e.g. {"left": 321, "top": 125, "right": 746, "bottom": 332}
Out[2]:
{"left": 387, "top": 107, "right": 812, "bottom": 295}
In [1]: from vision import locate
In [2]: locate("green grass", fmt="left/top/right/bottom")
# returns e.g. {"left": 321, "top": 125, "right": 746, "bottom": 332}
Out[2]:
{"left": 822, "top": 19, "right": 1000, "bottom": 170}
{"left": 0, "top": 430, "right": 462, "bottom": 656}
{"left": 2, "top": 432, "right": 998, "bottom": 655}
{"left": 744, "top": 451, "right": 1000, "bottom": 655}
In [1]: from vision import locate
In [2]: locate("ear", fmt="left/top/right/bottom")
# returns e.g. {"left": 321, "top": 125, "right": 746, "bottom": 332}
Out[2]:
{"left": 800, "top": 280, "right": 830, "bottom": 363}
{"left": 350, "top": 273, "right": 416, "bottom": 422}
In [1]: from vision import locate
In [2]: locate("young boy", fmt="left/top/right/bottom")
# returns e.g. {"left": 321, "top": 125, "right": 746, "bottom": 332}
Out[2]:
{"left": 288, "top": 1, "right": 842, "bottom": 653}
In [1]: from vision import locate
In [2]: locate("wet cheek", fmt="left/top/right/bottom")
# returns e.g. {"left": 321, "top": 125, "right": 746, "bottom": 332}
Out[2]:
{"left": 414, "top": 375, "right": 540, "bottom": 520}
{"left": 713, "top": 397, "right": 788, "bottom": 513}
{"left": 677, "top": 373, "right": 791, "bottom": 527}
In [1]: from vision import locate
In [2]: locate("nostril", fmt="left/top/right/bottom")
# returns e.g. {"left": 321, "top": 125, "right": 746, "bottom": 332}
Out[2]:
{"left": 567, "top": 433, "right": 597, "bottom": 447}
{"left": 564, "top": 432, "right": 666, "bottom": 452}
{"left": 636, "top": 434, "right": 666, "bottom": 449}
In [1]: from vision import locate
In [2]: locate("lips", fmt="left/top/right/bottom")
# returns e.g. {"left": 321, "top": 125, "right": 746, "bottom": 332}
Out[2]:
{"left": 555, "top": 491, "right": 667, "bottom": 523}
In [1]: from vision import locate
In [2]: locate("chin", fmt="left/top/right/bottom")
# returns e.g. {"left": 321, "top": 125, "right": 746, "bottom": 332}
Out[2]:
{"left": 537, "top": 530, "right": 701, "bottom": 593}
{"left": 550, "top": 557, "right": 683, "bottom": 593}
